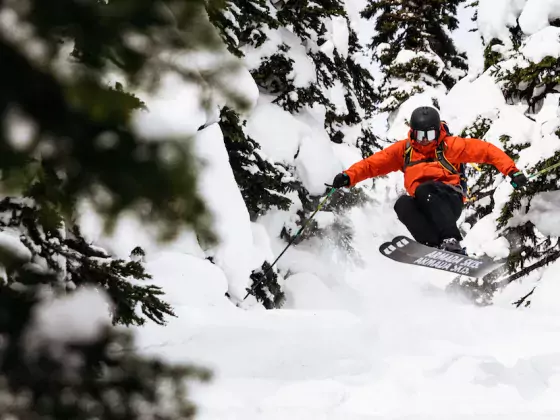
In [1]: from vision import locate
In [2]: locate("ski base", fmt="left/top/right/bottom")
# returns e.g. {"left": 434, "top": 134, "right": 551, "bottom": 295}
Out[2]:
{"left": 379, "top": 236, "right": 504, "bottom": 278}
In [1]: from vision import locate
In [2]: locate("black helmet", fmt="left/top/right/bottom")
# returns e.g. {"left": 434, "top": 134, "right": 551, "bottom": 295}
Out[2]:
{"left": 410, "top": 107, "right": 441, "bottom": 144}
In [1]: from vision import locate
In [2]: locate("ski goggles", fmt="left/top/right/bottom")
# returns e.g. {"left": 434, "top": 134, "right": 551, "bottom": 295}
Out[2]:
{"left": 413, "top": 129, "right": 438, "bottom": 144}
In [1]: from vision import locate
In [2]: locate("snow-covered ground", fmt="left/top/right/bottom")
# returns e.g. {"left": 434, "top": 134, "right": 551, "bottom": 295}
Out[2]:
{"left": 79, "top": 0, "right": 560, "bottom": 418}
{"left": 134, "top": 189, "right": 560, "bottom": 419}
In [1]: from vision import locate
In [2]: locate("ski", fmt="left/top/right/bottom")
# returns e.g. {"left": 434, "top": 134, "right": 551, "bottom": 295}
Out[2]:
{"left": 379, "top": 236, "right": 504, "bottom": 278}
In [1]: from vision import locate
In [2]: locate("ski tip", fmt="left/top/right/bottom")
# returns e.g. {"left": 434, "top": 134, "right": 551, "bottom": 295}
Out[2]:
{"left": 393, "top": 236, "right": 411, "bottom": 249}
{"left": 379, "top": 242, "right": 397, "bottom": 255}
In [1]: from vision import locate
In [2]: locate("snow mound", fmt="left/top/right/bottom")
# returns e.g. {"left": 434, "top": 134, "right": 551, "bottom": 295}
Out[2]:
{"left": 462, "top": 215, "right": 511, "bottom": 259}
{"left": 321, "top": 16, "right": 350, "bottom": 59}
{"left": 524, "top": 191, "right": 560, "bottom": 236}
{"left": 516, "top": 94, "right": 560, "bottom": 170}
{"left": 245, "top": 96, "right": 304, "bottom": 164}
{"left": 441, "top": 73, "right": 505, "bottom": 135}
{"left": 519, "top": 0, "right": 560, "bottom": 35}
{"left": 283, "top": 273, "right": 344, "bottom": 310}
{"left": 484, "top": 105, "right": 535, "bottom": 148}
{"left": 146, "top": 252, "right": 230, "bottom": 308}
{"left": 246, "top": 97, "right": 342, "bottom": 195}
{"left": 528, "top": 259, "right": 560, "bottom": 313}
{"left": 294, "top": 107, "right": 342, "bottom": 195}
{"left": 0, "top": 229, "right": 32, "bottom": 264}
{"left": 477, "top": 0, "right": 527, "bottom": 45}
{"left": 521, "top": 26, "right": 560, "bottom": 62}
{"left": 194, "top": 124, "right": 261, "bottom": 300}
{"left": 28, "top": 287, "right": 112, "bottom": 346}
{"left": 132, "top": 73, "right": 208, "bottom": 139}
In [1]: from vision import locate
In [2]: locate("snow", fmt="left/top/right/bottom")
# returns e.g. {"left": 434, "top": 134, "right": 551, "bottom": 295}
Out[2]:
{"left": 394, "top": 49, "right": 445, "bottom": 73}
{"left": 135, "top": 230, "right": 560, "bottom": 418}
{"left": 326, "top": 80, "right": 349, "bottom": 115}
{"left": 387, "top": 90, "right": 446, "bottom": 140}
{"left": 321, "top": 16, "right": 350, "bottom": 59}
{"left": 194, "top": 124, "right": 261, "bottom": 301}
{"left": 313, "top": 211, "right": 336, "bottom": 229}
{"left": 27, "top": 287, "right": 112, "bottom": 347}
{"left": 50, "top": 1, "right": 560, "bottom": 418}
{"left": 283, "top": 273, "right": 344, "bottom": 310}
{"left": 245, "top": 96, "right": 304, "bottom": 164}
{"left": 452, "top": 2, "right": 485, "bottom": 76}
{"left": 145, "top": 252, "right": 231, "bottom": 308}
{"left": 522, "top": 191, "right": 560, "bottom": 236}
{"left": 78, "top": 202, "right": 207, "bottom": 260}
{"left": 529, "top": 259, "right": 560, "bottom": 313}
{"left": 462, "top": 215, "right": 511, "bottom": 259}
{"left": 483, "top": 105, "right": 535, "bottom": 147}
{"left": 441, "top": 74, "right": 506, "bottom": 135}
{"left": 331, "top": 142, "right": 365, "bottom": 168}
{"left": 519, "top": 0, "right": 560, "bottom": 35}
{"left": 5, "top": 107, "right": 36, "bottom": 151}
{"left": 294, "top": 107, "right": 343, "bottom": 195}
{"left": 246, "top": 98, "right": 342, "bottom": 195}
{"left": 132, "top": 73, "right": 209, "bottom": 139}
{"left": 521, "top": 26, "right": 560, "bottom": 62}
{"left": 477, "top": 0, "right": 527, "bottom": 45}
{"left": 218, "top": 61, "right": 260, "bottom": 112}
{"left": 516, "top": 94, "right": 560, "bottom": 170}
{"left": 243, "top": 28, "right": 316, "bottom": 88}
{"left": 0, "top": 229, "right": 32, "bottom": 264}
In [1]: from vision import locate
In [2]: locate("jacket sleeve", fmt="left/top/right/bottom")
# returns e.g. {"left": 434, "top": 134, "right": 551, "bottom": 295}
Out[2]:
{"left": 344, "top": 141, "right": 404, "bottom": 186}
{"left": 457, "top": 137, "right": 518, "bottom": 176}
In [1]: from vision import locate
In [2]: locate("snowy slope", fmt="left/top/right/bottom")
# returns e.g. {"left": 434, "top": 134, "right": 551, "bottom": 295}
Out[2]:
{"left": 135, "top": 186, "right": 560, "bottom": 419}
{"left": 83, "top": 0, "right": 560, "bottom": 418}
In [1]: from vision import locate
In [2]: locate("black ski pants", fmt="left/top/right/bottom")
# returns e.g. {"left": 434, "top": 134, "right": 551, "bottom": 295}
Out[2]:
{"left": 394, "top": 181, "right": 463, "bottom": 247}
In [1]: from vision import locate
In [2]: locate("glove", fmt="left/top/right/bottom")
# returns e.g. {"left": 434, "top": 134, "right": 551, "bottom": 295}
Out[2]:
{"left": 332, "top": 172, "right": 350, "bottom": 189}
{"left": 509, "top": 170, "right": 528, "bottom": 189}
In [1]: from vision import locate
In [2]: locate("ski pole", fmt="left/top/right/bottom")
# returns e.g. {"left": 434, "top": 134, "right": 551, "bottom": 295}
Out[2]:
{"left": 243, "top": 187, "right": 337, "bottom": 300}
{"left": 528, "top": 161, "right": 560, "bottom": 179}
{"left": 467, "top": 161, "right": 560, "bottom": 204}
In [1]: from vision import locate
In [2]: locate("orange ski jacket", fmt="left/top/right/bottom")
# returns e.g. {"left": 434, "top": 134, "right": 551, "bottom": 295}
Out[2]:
{"left": 344, "top": 124, "right": 519, "bottom": 197}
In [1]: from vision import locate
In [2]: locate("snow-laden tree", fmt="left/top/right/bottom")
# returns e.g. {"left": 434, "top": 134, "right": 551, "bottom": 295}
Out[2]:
{"left": 211, "top": 0, "right": 379, "bottom": 147}
{"left": 208, "top": 0, "right": 379, "bottom": 303}
{"left": 206, "top": 0, "right": 279, "bottom": 57}
{"left": 361, "top": 0, "right": 468, "bottom": 113}
{"left": 219, "top": 107, "right": 301, "bottom": 308}
{"left": 220, "top": 107, "right": 299, "bottom": 220}
{"left": 461, "top": 116, "right": 498, "bottom": 229}
{"left": 0, "top": 0, "right": 237, "bottom": 416}
{"left": 493, "top": 46, "right": 560, "bottom": 286}
{"left": 457, "top": 1, "right": 560, "bottom": 305}
{"left": 248, "top": 0, "right": 377, "bottom": 261}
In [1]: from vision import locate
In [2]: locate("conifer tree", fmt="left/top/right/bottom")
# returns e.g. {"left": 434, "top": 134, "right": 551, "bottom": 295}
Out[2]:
{"left": 206, "top": 0, "right": 279, "bottom": 57}
{"left": 220, "top": 107, "right": 295, "bottom": 308}
{"left": 210, "top": 0, "right": 380, "bottom": 301}
{"left": 490, "top": 30, "right": 560, "bottom": 287}
{"left": 219, "top": 107, "right": 298, "bottom": 220}
{"left": 462, "top": 5, "right": 560, "bottom": 304}
{"left": 0, "top": 287, "right": 211, "bottom": 419}
{"left": 361, "top": 0, "right": 468, "bottom": 113}
{"left": 0, "top": 0, "right": 235, "bottom": 415}
{"left": 461, "top": 116, "right": 498, "bottom": 228}
{"left": 211, "top": 0, "right": 379, "bottom": 145}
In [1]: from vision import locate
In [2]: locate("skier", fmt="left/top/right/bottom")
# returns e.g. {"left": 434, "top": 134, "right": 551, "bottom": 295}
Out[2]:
{"left": 331, "top": 106, "right": 527, "bottom": 254}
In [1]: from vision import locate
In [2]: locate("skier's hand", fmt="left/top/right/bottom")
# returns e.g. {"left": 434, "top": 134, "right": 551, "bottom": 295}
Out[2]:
{"left": 509, "top": 170, "right": 528, "bottom": 189}
{"left": 332, "top": 172, "right": 350, "bottom": 189}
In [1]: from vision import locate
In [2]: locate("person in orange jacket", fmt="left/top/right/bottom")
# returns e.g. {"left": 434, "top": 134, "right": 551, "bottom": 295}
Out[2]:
{"left": 331, "top": 106, "right": 528, "bottom": 254}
